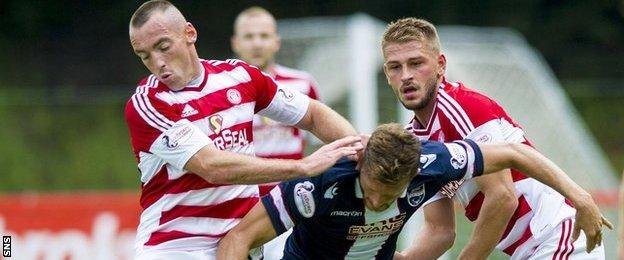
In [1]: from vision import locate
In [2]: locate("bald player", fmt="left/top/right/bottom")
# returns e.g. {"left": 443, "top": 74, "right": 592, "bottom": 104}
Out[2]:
{"left": 126, "top": 1, "right": 361, "bottom": 259}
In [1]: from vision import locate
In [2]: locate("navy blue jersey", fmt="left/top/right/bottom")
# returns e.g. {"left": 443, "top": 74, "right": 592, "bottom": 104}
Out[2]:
{"left": 261, "top": 139, "right": 484, "bottom": 260}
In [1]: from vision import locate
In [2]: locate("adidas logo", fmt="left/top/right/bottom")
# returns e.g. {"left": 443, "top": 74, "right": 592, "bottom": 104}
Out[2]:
{"left": 181, "top": 104, "right": 199, "bottom": 117}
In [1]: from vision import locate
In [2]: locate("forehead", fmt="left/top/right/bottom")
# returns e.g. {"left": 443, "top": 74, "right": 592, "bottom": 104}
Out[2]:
{"left": 383, "top": 41, "right": 433, "bottom": 61}
{"left": 130, "top": 13, "right": 176, "bottom": 49}
{"left": 235, "top": 14, "right": 277, "bottom": 34}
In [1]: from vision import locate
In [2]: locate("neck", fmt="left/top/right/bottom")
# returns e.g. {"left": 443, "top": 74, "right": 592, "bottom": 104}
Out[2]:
{"left": 262, "top": 61, "right": 276, "bottom": 75}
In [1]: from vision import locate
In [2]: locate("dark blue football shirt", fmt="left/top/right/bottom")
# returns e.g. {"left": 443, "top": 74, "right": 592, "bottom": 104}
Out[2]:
{"left": 261, "top": 139, "right": 484, "bottom": 260}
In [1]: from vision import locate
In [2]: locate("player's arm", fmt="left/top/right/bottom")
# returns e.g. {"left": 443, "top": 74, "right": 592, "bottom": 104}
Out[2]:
{"left": 185, "top": 135, "right": 361, "bottom": 184}
{"left": 247, "top": 61, "right": 357, "bottom": 144}
{"left": 295, "top": 99, "right": 358, "bottom": 143}
{"left": 395, "top": 198, "right": 456, "bottom": 260}
{"left": 477, "top": 142, "right": 614, "bottom": 252}
{"left": 459, "top": 171, "right": 517, "bottom": 260}
{"left": 217, "top": 202, "right": 277, "bottom": 260}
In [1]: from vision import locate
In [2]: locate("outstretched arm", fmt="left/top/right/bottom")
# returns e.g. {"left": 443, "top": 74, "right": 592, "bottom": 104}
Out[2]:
{"left": 185, "top": 135, "right": 362, "bottom": 184}
{"left": 478, "top": 142, "right": 613, "bottom": 253}
{"left": 217, "top": 202, "right": 278, "bottom": 260}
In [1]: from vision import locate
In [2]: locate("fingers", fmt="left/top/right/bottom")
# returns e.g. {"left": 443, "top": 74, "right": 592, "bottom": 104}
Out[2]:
{"left": 325, "top": 136, "right": 362, "bottom": 150}
{"left": 572, "top": 223, "right": 580, "bottom": 241}
{"left": 602, "top": 216, "right": 614, "bottom": 230}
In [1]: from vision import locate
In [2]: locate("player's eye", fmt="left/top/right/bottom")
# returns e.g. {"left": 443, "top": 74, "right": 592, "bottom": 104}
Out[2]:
{"left": 140, "top": 54, "right": 150, "bottom": 61}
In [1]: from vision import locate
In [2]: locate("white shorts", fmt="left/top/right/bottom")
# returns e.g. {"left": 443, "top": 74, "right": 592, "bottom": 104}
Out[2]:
{"left": 135, "top": 248, "right": 217, "bottom": 260}
{"left": 514, "top": 218, "right": 605, "bottom": 260}
{"left": 135, "top": 247, "right": 262, "bottom": 260}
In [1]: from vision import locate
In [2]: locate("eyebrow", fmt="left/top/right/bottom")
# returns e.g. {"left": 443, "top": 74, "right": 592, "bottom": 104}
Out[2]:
{"left": 152, "top": 37, "right": 171, "bottom": 49}
{"left": 134, "top": 37, "right": 171, "bottom": 55}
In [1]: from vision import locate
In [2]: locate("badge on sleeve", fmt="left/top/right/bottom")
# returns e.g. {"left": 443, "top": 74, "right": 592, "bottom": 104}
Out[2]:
{"left": 162, "top": 125, "right": 193, "bottom": 149}
{"left": 294, "top": 181, "right": 316, "bottom": 218}
{"left": 444, "top": 143, "right": 467, "bottom": 170}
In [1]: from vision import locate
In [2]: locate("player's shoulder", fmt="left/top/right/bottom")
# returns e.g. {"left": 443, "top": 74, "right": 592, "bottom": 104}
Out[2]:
{"left": 274, "top": 64, "right": 315, "bottom": 81}
{"left": 440, "top": 79, "right": 499, "bottom": 108}
{"left": 128, "top": 74, "right": 163, "bottom": 108}
{"left": 126, "top": 75, "right": 177, "bottom": 128}
{"left": 203, "top": 58, "right": 266, "bottom": 84}
{"left": 204, "top": 58, "right": 255, "bottom": 73}
{"left": 438, "top": 79, "right": 509, "bottom": 125}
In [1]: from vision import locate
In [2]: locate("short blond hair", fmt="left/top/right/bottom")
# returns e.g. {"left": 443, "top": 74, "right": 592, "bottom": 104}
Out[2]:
{"left": 382, "top": 18, "right": 441, "bottom": 53}
{"left": 233, "top": 6, "right": 276, "bottom": 33}
{"left": 361, "top": 123, "right": 421, "bottom": 185}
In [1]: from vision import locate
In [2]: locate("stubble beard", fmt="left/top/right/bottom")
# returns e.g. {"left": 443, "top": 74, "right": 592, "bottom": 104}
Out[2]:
{"left": 401, "top": 75, "right": 439, "bottom": 111}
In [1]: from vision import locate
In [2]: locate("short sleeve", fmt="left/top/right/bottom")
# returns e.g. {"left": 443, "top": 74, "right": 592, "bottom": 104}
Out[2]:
{"left": 466, "top": 118, "right": 526, "bottom": 144}
{"left": 258, "top": 84, "right": 310, "bottom": 126}
{"left": 419, "top": 140, "right": 484, "bottom": 185}
{"left": 443, "top": 139, "right": 484, "bottom": 180}
{"left": 149, "top": 119, "right": 211, "bottom": 170}
{"left": 261, "top": 178, "right": 320, "bottom": 235}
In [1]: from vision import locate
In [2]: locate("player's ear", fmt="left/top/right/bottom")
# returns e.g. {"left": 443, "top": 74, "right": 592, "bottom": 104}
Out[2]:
{"left": 275, "top": 35, "right": 281, "bottom": 52}
{"left": 185, "top": 22, "right": 197, "bottom": 44}
{"left": 437, "top": 53, "right": 447, "bottom": 78}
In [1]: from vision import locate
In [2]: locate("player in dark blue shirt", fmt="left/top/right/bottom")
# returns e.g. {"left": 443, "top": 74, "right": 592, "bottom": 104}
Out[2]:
{"left": 217, "top": 123, "right": 611, "bottom": 260}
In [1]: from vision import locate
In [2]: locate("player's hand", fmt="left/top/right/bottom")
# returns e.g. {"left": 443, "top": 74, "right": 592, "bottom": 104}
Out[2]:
{"left": 346, "top": 133, "right": 370, "bottom": 169}
{"left": 572, "top": 193, "right": 614, "bottom": 253}
{"left": 300, "top": 136, "right": 363, "bottom": 177}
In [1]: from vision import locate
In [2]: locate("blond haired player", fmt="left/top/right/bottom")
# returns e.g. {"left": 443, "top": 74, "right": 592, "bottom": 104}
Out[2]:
{"left": 382, "top": 17, "right": 611, "bottom": 259}
{"left": 126, "top": 1, "right": 362, "bottom": 259}
{"left": 217, "top": 123, "right": 610, "bottom": 260}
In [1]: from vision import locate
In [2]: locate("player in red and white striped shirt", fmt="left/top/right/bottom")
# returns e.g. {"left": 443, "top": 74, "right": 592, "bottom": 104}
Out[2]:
{"left": 126, "top": 1, "right": 361, "bottom": 259}
{"left": 382, "top": 18, "right": 610, "bottom": 260}
{"left": 231, "top": 7, "right": 321, "bottom": 196}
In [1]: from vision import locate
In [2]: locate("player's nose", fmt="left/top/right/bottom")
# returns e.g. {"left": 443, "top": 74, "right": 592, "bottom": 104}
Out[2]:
{"left": 400, "top": 67, "right": 413, "bottom": 82}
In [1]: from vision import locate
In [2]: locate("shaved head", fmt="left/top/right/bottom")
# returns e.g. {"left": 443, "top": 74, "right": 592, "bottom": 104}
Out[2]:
{"left": 233, "top": 6, "right": 277, "bottom": 35}
{"left": 130, "top": 0, "right": 187, "bottom": 35}
{"left": 129, "top": 0, "right": 201, "bottom": 90}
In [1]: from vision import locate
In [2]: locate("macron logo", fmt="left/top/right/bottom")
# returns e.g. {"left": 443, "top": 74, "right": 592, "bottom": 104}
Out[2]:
{"left": 181, "top": 104, "right": 199, "bottom": 117}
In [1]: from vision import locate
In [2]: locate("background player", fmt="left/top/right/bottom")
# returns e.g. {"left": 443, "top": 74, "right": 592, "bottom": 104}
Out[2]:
{"left": 230, "top": 6, "right": 321, "bottom": 196}
{"left": 126, "top": 1, "right": 361, "bottom": 259}
{"left": 230, "top": 7, "right": 323, "bottom": 259}
{"left": 217, "top": 123, "right": 610, "bottom": 260}
{"left": 381, "top": 17, "right": 608, "bottom": 259}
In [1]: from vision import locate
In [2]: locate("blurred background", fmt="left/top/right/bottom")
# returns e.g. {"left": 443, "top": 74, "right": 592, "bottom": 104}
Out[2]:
{"left": 0, "top": 0, "right": 622, "bottom": 259}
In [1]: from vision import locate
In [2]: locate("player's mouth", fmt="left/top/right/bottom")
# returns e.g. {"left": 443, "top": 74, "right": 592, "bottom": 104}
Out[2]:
{"left": 401, "top": 85, "right": 420, "bottom": 98}
{"left": 160, "top": 72, "right": 173, "bottom": 81}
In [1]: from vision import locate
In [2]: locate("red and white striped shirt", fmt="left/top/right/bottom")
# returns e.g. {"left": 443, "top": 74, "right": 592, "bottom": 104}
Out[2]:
{"left": 125, "top": 59, "right": 310, "bottom": 254}
{"left": 412, "top": 79, "right": 575, "bottom": 257}
{"left": 253, "top": 64, "right": 319, "bottom": 195}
